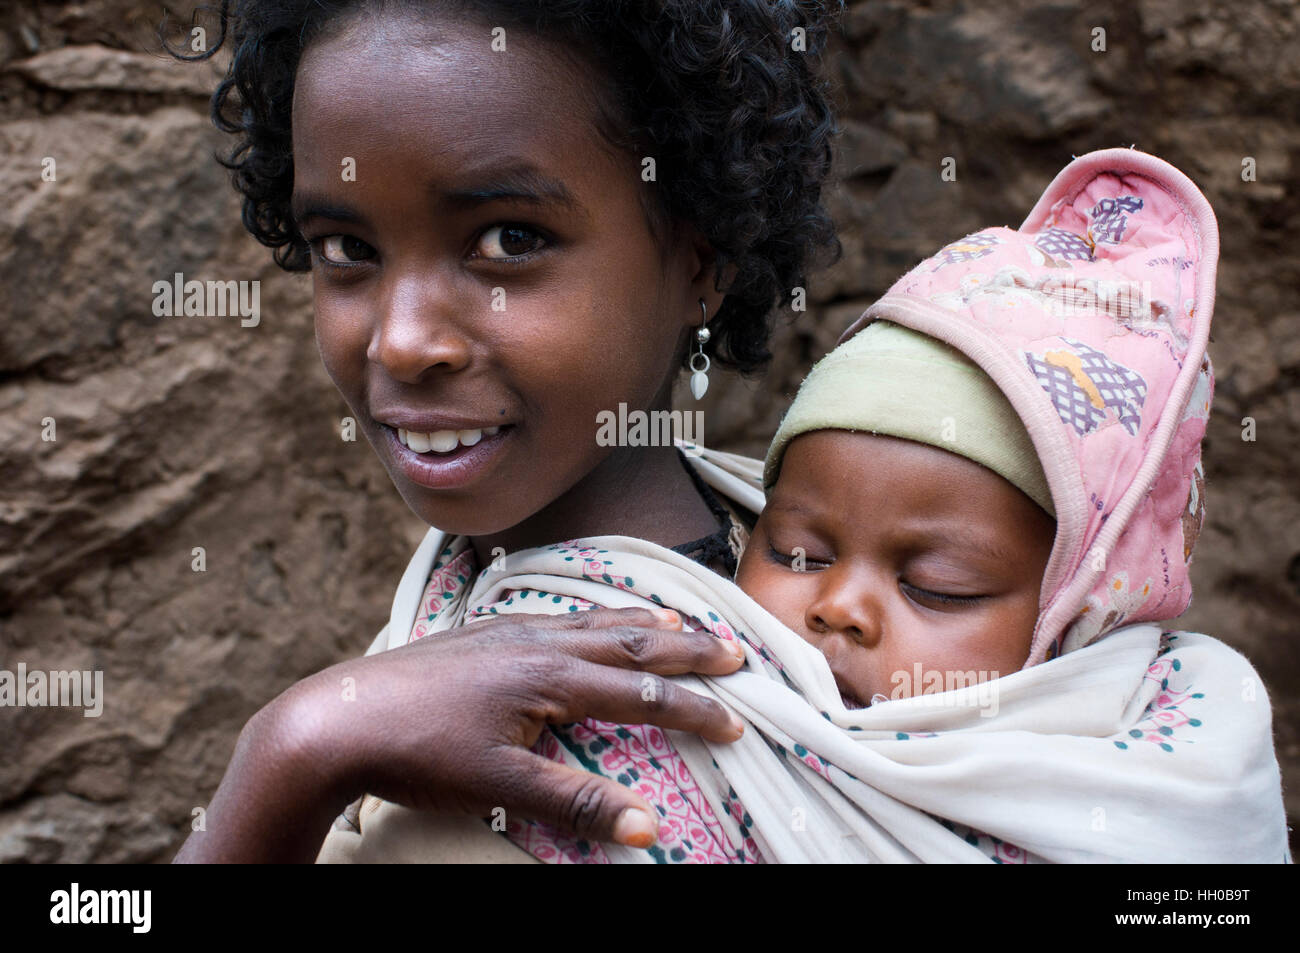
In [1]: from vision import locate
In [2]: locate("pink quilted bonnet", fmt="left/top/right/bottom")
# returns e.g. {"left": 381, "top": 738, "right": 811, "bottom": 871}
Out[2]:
{"left": 837, "top": 148, "right": 1218, "bottom": 667}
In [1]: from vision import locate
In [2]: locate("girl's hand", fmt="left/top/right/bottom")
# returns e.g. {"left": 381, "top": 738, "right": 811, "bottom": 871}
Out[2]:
{"left": 176, "top": 606, "right": 745, "bottom": 862}
{"left": 320, "top": 605, "right": 746, "bottom": 845}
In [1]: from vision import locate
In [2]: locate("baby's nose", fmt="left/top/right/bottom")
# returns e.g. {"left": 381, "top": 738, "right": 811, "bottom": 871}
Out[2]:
{"left": 806, "top": 598, "right": 881, "bottom": 648}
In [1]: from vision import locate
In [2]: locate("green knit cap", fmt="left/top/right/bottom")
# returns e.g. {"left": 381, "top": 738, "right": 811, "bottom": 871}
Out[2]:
{"left": 763, "top": 321, "right": 1055, "bottom": 517}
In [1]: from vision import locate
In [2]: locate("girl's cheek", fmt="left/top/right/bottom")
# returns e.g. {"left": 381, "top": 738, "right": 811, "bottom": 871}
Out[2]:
{"left": 314, "top": 298, "right": 369, "bottom": 368}
{"left": 313, "top": 316, "right": 348, "bottom": 371}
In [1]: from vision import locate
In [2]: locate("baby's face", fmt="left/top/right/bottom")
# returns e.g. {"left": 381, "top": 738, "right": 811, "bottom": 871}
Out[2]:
{"left": 734, "top": 430, "right": 1055, "bottom": 708}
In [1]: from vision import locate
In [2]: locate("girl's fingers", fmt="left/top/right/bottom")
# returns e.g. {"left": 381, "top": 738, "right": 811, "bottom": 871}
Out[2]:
{"left": 555, "top": 624, "right": 746, "bottom": 676}
{"left": 559, "top": 605, "right": 684, "bottom": 630}
{"left": 487, "top": 747, "right": 663, "bottom": 849}
{"left": 550, "top": 660, "right": 745, "bottom": 745}
{"left": 464, "top": 606, "right": 745, "bottom": 676}
{"left": 460, "top": 605, "right": 680, "bottom": 631}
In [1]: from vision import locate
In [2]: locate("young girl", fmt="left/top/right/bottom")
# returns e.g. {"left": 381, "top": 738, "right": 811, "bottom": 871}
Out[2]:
{"left": 329, "top": 148, "right": 1287, "bottom": 863}
{"left": 172, "top": 0, "right": 846, "bottom": 862}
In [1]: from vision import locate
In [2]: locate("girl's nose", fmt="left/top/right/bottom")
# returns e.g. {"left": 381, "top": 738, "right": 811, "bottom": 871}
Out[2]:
{"left": 368, "top": 270, "right": 473, "bottom": 383}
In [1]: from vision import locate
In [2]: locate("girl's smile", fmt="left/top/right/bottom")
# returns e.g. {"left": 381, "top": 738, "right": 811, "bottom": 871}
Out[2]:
{"left": 382, "top": 420, "right": 512, "bottom": 491}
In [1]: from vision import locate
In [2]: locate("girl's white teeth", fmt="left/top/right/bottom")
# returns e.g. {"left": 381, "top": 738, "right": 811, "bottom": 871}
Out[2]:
{"left": 428, "top": 431, "right": 460, "bottom": 452}
{"left": 397, "top": 427, "right": 499, "bottom": 453}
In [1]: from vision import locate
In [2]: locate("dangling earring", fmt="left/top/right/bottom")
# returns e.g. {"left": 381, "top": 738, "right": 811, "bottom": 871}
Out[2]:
{"left": 690, "top": 299, "right": 711, "bottom": 400}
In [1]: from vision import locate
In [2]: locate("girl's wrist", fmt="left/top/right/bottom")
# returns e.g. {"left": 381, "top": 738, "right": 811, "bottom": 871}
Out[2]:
{"left": 252, "top": 670, "right": 369, "bottom": 811}
{"left": 174, "top": 686, "right": 359, "bottom": 863}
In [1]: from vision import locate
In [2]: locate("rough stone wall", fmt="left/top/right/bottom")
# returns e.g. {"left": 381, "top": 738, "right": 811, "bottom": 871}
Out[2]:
{"left": 1, "top": 1, "right": 1295, "bottom": 862}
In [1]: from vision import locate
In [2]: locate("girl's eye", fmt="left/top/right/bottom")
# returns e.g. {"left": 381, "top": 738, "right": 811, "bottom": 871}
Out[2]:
{"left": 316, "top": 235, "right": 376, "bottom": 265}
{"left": 474, "top": 224, "right": 547, "bottom": 261}
{"left": 900, "top": 581, "right": 984, "bottom": 608}
{"left": 766, "top": 544, "right": 831, "bottom": 571}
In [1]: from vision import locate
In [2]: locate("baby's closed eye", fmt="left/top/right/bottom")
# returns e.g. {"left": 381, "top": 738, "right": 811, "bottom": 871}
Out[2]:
{"left": 765, "top": 542, "right": 833, "bottom": 569}
{"left": 898, "top": 580, "right": 987, "bottom": 609}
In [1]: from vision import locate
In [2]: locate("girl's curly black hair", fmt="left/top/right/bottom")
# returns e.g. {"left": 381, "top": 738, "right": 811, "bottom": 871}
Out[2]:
{"left": 169, "top": 0, "right": 844, "bottom": 375}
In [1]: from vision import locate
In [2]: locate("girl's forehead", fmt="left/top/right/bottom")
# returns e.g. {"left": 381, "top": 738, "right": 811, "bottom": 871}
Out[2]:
{"left": 296, "top": 7, "right": 600, "bottom": 112}
{"left": 292, "top": 12, "right": 610, "bottom": 167}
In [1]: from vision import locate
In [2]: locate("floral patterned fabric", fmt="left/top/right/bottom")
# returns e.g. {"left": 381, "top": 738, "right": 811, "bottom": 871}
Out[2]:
{"left": 327, "top": 152, "right": 1288, "bottom": 864}
{"left": 407, "top": 537, "right": 764, "bottom": 864}
{"left": 837, "top": 148, "right": 1226, "bottom": 667}
{"left": 395, "top": 525, "right": 1288, "bottom": 863}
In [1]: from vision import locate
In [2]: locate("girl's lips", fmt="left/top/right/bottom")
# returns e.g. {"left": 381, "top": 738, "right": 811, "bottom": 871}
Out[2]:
{"left": 383, "top": 422, "right": 513, "bottom": 490}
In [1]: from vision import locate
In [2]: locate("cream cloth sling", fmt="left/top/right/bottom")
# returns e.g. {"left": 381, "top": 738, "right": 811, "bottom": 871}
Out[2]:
{"left": 316, "top": 445, "right": 764, "bottom": 863}
{"left": 318, "top": 444, "right": 1288, "bottom": 863}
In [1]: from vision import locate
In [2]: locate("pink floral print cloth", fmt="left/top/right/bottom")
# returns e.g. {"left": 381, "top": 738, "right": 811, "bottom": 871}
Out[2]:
{"left": 333, "top": 152, "right": 1287, "bottom": 863}
{"left": 836, "top": 147, "right": 1220, "bottom": 667}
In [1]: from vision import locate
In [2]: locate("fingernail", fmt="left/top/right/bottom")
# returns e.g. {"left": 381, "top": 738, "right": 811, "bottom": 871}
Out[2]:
{"left": 613, "top": 808, "right": 658, "bottom": 848}
{"left": 725, "top": 639, "right": 745, "bottom": 661}
{"left": 728, "top": 712, "right": 745, "bottom": 739}
{"left": 652, "top": 607, "right": 680, "bottom": 625}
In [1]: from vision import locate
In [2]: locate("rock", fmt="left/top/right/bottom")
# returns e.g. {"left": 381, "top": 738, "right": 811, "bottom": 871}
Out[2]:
{"left": 0, "top": 108, "right": 235, "bottom": 373}
{"left": 1, "top": 0, "right": 1297, "bottom": 864}
{"left": 834, "top": 119, "right": 908, "bottom": 178}
{"left": 7, "top": 43, "right": 223, "bottom": 95}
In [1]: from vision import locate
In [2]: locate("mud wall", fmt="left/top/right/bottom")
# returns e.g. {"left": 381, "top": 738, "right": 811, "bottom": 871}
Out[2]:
{"left": 1, "top": 0, "right": 1295, "bottom": 861}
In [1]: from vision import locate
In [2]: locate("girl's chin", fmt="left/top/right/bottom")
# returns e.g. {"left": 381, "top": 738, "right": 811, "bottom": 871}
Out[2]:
{"left": 398, "top": 491, "right": 528, "bottom": 539}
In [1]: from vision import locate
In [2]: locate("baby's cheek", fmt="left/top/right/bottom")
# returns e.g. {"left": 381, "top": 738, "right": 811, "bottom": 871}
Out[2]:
{"left": 734, "top": 556, "right": 806, "bottom": 636}
{"left": 732, "top": 550, "right": 764, "bottom": 604}
{"left": 998, "top": 602, "right": 1038, "bottom": 672}
{"left": 945, "top": 604, "right": 1035, "bottom": 677}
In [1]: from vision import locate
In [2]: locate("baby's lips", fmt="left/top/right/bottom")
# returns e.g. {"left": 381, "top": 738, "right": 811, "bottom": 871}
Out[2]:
{"left": 833, "top": 679, "right": 867, "bottom": 710}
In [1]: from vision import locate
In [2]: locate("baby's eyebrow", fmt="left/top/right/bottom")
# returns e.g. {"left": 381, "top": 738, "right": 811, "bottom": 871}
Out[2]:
{"left": 904, "top": 525, "right": 1015, "bottom": 565}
